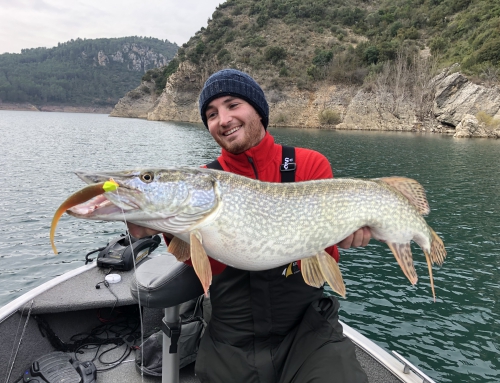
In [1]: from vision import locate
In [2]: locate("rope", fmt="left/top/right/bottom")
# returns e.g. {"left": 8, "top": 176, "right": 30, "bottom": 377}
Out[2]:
{"left": 5, "top": 300, "right": 34, "bottom": 383}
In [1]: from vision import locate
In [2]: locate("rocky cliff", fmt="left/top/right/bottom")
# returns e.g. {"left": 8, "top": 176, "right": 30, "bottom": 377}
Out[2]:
{"left": 94, "top": 42, "right": 171, "bottom": 72}
{"left": 111, "top": 65, "right": 500, "bottom": 138}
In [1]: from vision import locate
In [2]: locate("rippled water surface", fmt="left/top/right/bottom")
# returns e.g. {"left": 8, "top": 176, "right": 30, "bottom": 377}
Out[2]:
{"left": 1, "top": 111, "right": 499, "bottom": 382}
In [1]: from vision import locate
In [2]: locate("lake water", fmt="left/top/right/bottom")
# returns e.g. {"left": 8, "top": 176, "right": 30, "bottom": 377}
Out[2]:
{"left": 1, "top": 110, "right": 499, "bottom": 382}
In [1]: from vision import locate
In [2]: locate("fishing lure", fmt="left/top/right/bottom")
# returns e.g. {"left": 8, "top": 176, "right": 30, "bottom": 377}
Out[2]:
{"left": 50, "top": 180, "right": 118, "bottom": 254}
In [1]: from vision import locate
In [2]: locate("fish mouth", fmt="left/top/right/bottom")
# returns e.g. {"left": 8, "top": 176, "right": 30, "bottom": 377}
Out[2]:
{"left": 67, "top": 170, "right": 141, "bottom": 219}
{"left": 66, "top": 194, "right": 138, "bottom": 218}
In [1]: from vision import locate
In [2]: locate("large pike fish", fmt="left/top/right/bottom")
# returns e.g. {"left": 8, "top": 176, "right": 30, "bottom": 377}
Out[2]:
{"left": 50, "top": 168, "right": 447, "bottom": 300}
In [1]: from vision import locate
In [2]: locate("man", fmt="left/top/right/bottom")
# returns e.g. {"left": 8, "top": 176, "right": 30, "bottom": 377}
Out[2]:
{"left": 129, "top": 69, "right": 370, "bottom": 382}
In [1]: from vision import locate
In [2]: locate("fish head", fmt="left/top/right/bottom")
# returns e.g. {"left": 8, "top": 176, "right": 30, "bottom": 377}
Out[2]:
{"left": 67, "top": 168, "right": 218, "bottom": 223}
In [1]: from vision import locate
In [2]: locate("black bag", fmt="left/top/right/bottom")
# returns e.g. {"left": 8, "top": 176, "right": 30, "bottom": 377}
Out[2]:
{"left": 135, "top": 295, "right": 207, "bottom": 376}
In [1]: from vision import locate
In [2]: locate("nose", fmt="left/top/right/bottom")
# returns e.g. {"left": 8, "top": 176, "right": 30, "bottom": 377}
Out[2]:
{"left": 218, "top": 107, "right": 232, "bottom": 127}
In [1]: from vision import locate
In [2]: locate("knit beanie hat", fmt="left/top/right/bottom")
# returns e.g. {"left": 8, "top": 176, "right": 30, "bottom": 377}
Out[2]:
{"left": 199, "top": 69, "right": 269, "bottom": 129}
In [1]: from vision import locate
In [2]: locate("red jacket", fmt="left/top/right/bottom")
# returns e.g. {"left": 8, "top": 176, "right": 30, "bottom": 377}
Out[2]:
{"left": 189, "top": 132, "right": 339, "bottom": 274}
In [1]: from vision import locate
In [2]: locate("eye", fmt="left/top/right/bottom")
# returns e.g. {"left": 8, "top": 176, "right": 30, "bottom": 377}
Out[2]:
{"left": 140, "top": 171, "right": 155, "bottom": 183}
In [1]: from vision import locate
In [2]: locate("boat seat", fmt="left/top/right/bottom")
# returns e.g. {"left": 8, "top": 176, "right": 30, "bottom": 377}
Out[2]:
{"left": 130, "top": 254, "right": 204, "bottom": 383}
{"left": 130, "top": 254, "right": 203, "bottom": 309}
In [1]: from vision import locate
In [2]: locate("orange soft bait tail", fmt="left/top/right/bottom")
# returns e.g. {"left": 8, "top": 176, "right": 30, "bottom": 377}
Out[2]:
{"left": 50, "top": 180, "right": 118, "bottom": 254}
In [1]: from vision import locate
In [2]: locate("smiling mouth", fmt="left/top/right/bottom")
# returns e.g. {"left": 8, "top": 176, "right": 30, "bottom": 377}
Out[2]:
{"left": 223, "top": 126, "right": 241, "bottom": 136}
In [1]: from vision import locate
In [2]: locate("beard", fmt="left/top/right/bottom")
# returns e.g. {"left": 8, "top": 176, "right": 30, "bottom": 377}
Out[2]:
{"left": 214, "top": 117, "right": 265, "bottom": 154}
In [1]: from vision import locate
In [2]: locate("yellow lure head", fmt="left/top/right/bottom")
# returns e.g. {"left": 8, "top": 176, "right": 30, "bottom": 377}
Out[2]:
{"left": 103, "top": 180, "right": 119, "bottom": 192}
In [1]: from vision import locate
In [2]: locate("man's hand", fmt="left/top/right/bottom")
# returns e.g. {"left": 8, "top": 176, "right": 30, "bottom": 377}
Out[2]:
{"left": 337, "top": 227, "right": 371, "bottom": 249}
{"left": 127, "top": 222, "right": 162, "bottom": 239}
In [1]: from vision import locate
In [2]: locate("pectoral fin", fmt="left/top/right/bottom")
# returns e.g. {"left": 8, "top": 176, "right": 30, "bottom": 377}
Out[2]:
{"left": 301, "top": 257, "right": 325, "bottom": 288}
{"left": 190, "top": 230, "right": 212, "bottom": 296}
{"left": 316, "top": 251, "right": 346, "bottom": 298}
{"left": 387, "top": 242, "right": 418, "bottom": 285}
{"left": 167, "top": 236, "right": 191, "bottom": 262}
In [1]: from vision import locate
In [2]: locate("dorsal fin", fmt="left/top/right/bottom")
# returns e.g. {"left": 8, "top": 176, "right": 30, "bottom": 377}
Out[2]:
{"left": 378, "top": 177, "right": 430, "bottom": 215}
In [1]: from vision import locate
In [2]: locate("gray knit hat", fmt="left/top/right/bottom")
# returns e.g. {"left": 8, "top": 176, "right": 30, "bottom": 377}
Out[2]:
{"left": 199, "top": 69, "right": 269, "bottom": 129}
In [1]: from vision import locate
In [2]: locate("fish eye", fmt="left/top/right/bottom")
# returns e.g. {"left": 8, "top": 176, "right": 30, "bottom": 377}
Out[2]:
{"left": 140, "top": 171, "right": 155, "bottom": 183}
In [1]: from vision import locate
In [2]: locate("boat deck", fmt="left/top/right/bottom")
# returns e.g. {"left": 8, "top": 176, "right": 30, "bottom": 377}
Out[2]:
{"left": 1, "top": 257, "right": 419, "bottom": 383}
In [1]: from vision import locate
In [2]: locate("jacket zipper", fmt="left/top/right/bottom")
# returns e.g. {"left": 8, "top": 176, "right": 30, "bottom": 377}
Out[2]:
{"left": 247, "top": 157, "right": 259, "bottom": 180}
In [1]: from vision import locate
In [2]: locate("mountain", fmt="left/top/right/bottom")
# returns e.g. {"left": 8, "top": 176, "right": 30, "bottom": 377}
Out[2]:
{"left": 143, "top": 0, "right": 499, "bottom": 90}
{"left": 111, "top": 0, "right": 500, "bottom": 136}
{"left": 0, "top": 37, "right": 178, "bottom": 109}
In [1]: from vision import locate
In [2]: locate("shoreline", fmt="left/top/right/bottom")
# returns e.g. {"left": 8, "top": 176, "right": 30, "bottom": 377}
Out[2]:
{"left": 0, "top": 103, "right": 112, "bottom": 114}
{"left": 3, "top": 104, "right": 496, "bottom": 138}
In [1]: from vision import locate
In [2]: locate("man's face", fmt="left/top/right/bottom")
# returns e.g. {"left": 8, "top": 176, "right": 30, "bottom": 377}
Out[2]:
{"left": 205, "top": 96, "right": 266, "bottom": 154}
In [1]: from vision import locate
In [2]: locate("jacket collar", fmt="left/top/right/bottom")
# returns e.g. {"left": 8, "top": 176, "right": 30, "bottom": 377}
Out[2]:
{"left": 220, "top": 132, "right": 278, "bottom": 177}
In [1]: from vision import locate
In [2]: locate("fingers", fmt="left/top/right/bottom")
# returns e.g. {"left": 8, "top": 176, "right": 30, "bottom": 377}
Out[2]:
{"left": 337, "top": 227, "right": 371, "bottom": 249}
{"left": 127, "top": 222, "right": 161, "bottom": 238}
{"left": 337, "top": 234, "right": 354, "bottom": 249}
{"left": 360, "top": 227, "right": 371, "bottom": 247}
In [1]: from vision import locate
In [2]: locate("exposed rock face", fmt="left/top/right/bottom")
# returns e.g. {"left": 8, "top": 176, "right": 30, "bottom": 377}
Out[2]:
{"left": 93, "top": 44, "right": 169, "bottom": 72}
{"left": 433, "top": 72, "right": 500, "bottom": 126}
{"left": 268, "top": 85, "right": 356, "bottom": 128}
{"left": 336, "top": 90, "right": 416, "bottom": 131}
{"left": 111, "top": 51, "right": 124, "bottom": 63}
{"left": 147, "top": 61, "right": 204, "bottom": 122}
{"left": 454, "top": 114, "right": 500, "bottom": 138}
{"left": 97, "top": 51, "right": 109, "bottom": 66}
{"left": 111, "top": 65, "right": 500, "bottom": 138}
{"left": 109, "top": 81, "right": 157, "bottom": 119}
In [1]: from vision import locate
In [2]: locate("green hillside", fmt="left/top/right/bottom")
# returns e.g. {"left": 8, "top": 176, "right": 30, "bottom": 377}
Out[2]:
{"left": 146, "top": 0, "right": 499, "bottom": 92}
{"left": 0, "top": 37, "right": 178, "bottom": 107}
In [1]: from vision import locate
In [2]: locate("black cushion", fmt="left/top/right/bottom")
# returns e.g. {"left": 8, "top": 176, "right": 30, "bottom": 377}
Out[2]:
{"left": 130, "top": 255, "right": 204, "bottom": 308}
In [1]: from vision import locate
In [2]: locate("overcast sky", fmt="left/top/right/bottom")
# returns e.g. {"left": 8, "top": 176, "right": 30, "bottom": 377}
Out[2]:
{"left": 0, "top": 0, "right": 224, "bottom": 54}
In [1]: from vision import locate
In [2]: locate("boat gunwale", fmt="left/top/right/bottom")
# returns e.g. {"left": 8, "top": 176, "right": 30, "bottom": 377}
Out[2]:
{"left": 0, "top": 262, "right": 97, "bottom": 324}
{"left": 341, "top": 320, "right": 436, "bottom": 383}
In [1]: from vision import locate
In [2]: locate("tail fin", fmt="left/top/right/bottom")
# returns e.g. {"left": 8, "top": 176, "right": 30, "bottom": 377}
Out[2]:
{"left": 429, "top": 228, "right": 447, "bottom": 266}
{"left": 423, "top": 250, "right": 436, "bottom": 302}
{"left": 424, "top": 228, "right": 447, "bottom": 302}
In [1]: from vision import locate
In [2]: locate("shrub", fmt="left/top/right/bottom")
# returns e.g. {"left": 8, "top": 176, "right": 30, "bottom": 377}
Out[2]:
{"left": 319, "top": 109, "right": 342, "bottom": 125}
{"left": 279, "top": 66, "right": 289, "bottom": 77}
{"left": 241, "top": 36, "right": 267, "bottom": 48}
{"left": 272, "top": 112, "right": 288, "bottom": 125}
{"left": 430, "top": 37, "right": 447, "bottom": 54}
{"left": 264, "top": 46, "right": 287, "bottom": 64}
{"left": 475, "top": 37, "right": 500, "bottom": 66}
{"left": 312, "top": 49, "right": 333, "bottom": 67}
{"left": 217, "top": 48, "right": 231, "bottom": 64}
{"left": 404, "top": 27, "right": 420, "bottom": 40}
{"left": 128, "top": 90, "right": 142, "bottom": 100}
{"left": 476, "top": 111, "right": 500, "bottom": 129}
{"left": 364, "top": 46, "right": 380, "bottom": 64}
{"left": 195, "top": 42, "right": 205, "bottom": 55}
{"left": 307, "top": 65, "right": 321, "bottom": 79}
{"left": 218, "top": 17, "right": 234, "bottom": 28}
